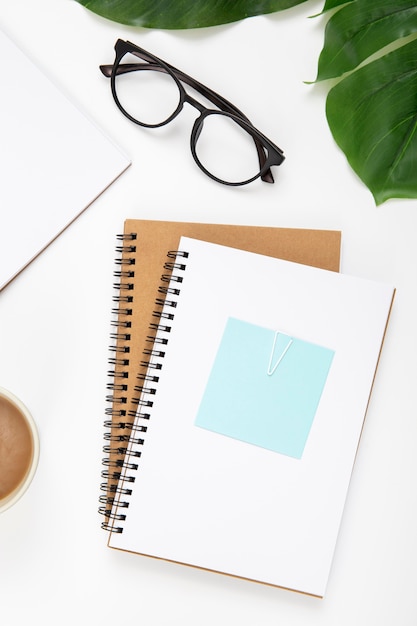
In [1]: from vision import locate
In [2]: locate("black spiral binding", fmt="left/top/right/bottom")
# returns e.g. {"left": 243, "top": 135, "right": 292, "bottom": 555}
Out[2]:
{"left": 99, "top": 232, "right": 136, "bottom": 531}
{"left": 100, "top": 243, "right": 189, "bottom": 533}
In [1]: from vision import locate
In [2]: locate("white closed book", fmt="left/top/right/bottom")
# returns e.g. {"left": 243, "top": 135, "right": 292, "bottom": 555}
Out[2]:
{"left": 0, "top": 29, "right": 130, "bottom": 291}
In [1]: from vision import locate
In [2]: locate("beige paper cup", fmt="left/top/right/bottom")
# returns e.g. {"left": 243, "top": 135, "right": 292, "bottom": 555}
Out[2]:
{"left": 0, "top": 387, "right": 40, "bottom": 514}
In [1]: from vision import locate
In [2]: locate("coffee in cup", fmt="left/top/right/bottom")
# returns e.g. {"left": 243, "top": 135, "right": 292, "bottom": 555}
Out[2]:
{"left": 0, "top": 387, "right": 39, "bottom": 513}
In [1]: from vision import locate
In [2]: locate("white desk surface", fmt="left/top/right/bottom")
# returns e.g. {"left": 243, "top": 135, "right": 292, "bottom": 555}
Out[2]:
{"left": 0, "top": 1, "right": 416, "bottom": 624}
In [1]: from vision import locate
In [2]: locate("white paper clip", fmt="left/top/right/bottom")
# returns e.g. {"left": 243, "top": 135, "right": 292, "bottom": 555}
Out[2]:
{"left": 267, "top": 331, "right": 293, "bottom": 376}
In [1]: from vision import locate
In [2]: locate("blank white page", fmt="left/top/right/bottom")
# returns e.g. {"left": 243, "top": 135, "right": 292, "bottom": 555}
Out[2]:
{"left": 109, "top": 236, "right": 394, "bottom": 598}
{"left": 0, "top": 29, "right": 130, "bottom": 291}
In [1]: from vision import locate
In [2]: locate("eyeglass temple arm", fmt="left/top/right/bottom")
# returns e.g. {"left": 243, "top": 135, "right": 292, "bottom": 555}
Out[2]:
{"left": 100, "top": 63, "right": 276, "bottom": 183}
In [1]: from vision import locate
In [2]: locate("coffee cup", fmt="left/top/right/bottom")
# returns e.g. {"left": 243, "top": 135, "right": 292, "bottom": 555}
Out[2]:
{"left": 0, "top": 387, "right": 40, "bottom": 514}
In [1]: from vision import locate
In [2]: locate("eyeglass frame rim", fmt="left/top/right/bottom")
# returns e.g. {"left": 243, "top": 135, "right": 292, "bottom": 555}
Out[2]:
{"left": 101, "top": 38, "right": 285, "bottom": 186}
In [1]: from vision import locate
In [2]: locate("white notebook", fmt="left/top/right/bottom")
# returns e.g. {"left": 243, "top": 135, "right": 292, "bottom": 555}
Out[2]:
{"left": 0, "top": 29, "right": 130, "bottom": 291}
{"left": 108, "top": 236, "right": 395, "bottom": 597}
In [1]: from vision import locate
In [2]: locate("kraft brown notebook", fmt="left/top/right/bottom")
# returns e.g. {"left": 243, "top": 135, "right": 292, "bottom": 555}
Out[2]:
{"left": 100, "top": 219, "right": 341, "bottom": 527}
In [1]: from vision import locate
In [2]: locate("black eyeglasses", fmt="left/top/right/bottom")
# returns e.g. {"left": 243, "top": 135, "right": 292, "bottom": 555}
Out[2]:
{"left": 100, "top": 39, "right": 285, "bottom": 186}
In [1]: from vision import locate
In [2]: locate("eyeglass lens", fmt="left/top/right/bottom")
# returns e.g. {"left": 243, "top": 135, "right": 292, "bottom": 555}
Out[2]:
{"left": 193, "top": 112, "right": 264, "bottom": 184}
{"left": 115, "top": 52, "right": 182, "bottom": 127}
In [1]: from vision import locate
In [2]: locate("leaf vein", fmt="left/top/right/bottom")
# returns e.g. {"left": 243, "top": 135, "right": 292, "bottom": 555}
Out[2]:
{"left": 364, "top": 114, "right": 416, "bottom": 166}
{"left": 385, "top": 114, "right": 417, "bottom": 185}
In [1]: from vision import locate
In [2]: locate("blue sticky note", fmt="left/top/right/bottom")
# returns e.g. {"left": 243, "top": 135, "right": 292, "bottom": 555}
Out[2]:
{"left": 195, "top": 317, "right": 334, "bottom": 459}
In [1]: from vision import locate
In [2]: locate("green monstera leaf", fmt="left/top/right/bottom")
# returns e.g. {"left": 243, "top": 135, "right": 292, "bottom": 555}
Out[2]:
{"left": 75, "top": 0, "right": 417, "bottom": 203}
{"left": 74, "top": 0, "right": 308, "bottom": 29}
{"left": 316, "top": 0, "right": 417, "bottom": 204}
{"left": 326, "top": 38, "right": 417, "bottom": 204}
